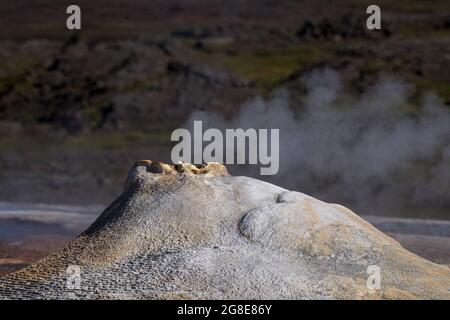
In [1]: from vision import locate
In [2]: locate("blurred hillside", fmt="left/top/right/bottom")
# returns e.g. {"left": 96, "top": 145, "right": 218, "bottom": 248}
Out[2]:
{"left": 0, "top": 0, "right": 449, "bottom": 217}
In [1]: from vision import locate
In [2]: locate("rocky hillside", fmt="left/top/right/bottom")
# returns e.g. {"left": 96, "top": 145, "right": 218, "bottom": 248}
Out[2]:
{"left": 1, "top": 0, "right": 449, "bottom": 136}
{"left": 0, "top": 0, "right": 449, "bottom": 216}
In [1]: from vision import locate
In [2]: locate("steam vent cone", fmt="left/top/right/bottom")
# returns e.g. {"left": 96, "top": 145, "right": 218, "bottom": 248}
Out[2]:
{"left": 0, "top": 161, "right": 449, "bottom": 299}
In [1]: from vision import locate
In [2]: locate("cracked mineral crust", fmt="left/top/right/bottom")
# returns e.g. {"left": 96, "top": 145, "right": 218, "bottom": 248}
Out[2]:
{"left": 0, "top": 161, "right": 449, "bottom": 299}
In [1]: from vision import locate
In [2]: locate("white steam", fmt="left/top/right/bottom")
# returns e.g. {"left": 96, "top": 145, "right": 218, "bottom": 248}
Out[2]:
{"left": 186, "top": 69, "right": 450, "bottom": 215}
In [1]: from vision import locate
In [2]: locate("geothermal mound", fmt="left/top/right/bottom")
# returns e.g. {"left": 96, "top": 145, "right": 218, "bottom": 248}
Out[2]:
{"left": 0, "top": 161, "right": 449, "bottom": 299}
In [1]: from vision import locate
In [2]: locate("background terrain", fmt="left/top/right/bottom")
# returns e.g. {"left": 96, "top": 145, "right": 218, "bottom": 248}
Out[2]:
{"left": 0, "top": 0, "right": 449, "bottom": 274}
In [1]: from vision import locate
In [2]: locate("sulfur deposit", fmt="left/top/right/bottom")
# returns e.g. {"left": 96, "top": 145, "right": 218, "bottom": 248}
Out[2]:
{"left": 0, "top": 161, "right": 449, "bottom": 299}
